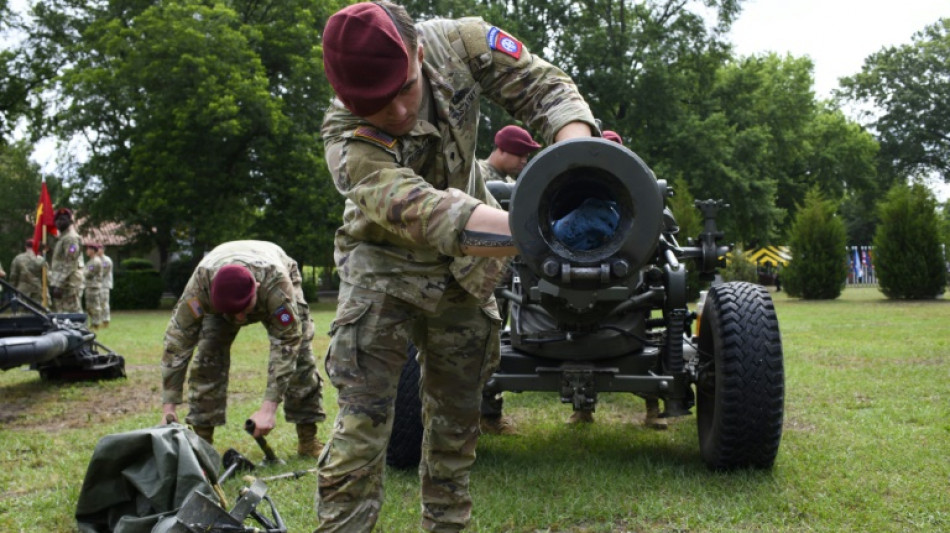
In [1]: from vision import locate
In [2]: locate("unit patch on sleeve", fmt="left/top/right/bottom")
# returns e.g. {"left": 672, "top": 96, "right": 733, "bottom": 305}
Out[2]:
{"left": 187, "top": 298, "right": 204, "bottom": 319}
{"left": 487, "top": 27, "right": 522, "bottom": 60}
{"left": 354, "top": 126, "right": 397, "bottom": 149}
{"left": 274, "top": 305, "right": 295, "bottom": 327}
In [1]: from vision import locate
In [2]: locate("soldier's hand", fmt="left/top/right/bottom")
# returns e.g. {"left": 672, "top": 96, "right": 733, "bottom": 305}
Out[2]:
{"left": 162, "top": 403, "right": 179, "bottom": 425}
{"left": 247, "top": 401, "right": 279, "bottom": 437}
{"left": 51, "top": 286, "right": 63, "bottom": 299}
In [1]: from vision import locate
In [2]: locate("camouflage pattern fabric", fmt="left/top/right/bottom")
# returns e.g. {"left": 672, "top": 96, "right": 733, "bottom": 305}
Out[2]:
{"left": 316, "top": 282, "right": 500, "bottom": 532}
{"left": 9, "top": 251, "right": 49, "bottom": 303}
{"left": 161, "top": 240, "right": 324, "bottom": 427}
{"left": 84, "top": 255, "right": 103, "bottom": 326}
{"left": 49, "top": 227, "right": 85, "bottom": 313}
{"left": 100, "top": 254, "right": 113, "bottom": 323}
{"left": 318, "top": 16, "right": 596, "bottom": 533}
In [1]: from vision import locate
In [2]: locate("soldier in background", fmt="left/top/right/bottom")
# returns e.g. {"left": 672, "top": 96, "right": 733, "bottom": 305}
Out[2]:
{"left": 476, "top": 124, "right": 544, "bottom": 436}
{"left": 48, "top": 208, "right": 85, "bottom": 313}
{"left": 592, "top": 129, "right": 668, "bottom": 430}
{"left": 477, "top": 125, "right": 542, "bottom": 183}
{"left": 318, "top": 2, "right": 597, "bottom": 530}
{"left": 98, "top": 245, "right": 114, "bottom": 327}
{"left": 160, "top": 240, "right": 325, "bottom": 458}
{"left": 9, "top": 239, "right": 49, "bottom": 304}
{"left": 83, "top": 242, "right": 104, "bottom": 329}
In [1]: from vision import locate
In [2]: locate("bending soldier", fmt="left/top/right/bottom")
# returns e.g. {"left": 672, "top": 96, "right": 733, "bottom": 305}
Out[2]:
{"left": 160, "top": 240, "right": 325, "bottom": 458}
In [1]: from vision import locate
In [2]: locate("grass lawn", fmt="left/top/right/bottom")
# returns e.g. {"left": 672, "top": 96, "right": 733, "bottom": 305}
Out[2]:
{"left": 1, "top": 287, "right": 948, "bottom": 532}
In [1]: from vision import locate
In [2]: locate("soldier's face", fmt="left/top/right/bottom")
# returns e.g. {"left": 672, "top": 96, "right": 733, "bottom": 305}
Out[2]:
{"left": 363, "top": 44, "right": 425, "bottom": 137}
{"left": 230, "top": 282, "right": 260, "bottom": 324}
{"left": 55, "top": 215, "right": 71, "bottom": 232}
{"left": 499, "top": 150, "right": 531, "bottom": 177}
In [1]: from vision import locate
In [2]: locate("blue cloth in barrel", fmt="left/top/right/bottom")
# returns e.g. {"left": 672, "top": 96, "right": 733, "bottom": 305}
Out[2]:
{"left": 552, "top": 198, "right": 620, "bottom": 251}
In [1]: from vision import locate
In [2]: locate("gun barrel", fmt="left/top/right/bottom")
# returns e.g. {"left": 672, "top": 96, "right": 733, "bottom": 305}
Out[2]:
{"left": 0, "top": 329, "right": 87, "bottom": 371}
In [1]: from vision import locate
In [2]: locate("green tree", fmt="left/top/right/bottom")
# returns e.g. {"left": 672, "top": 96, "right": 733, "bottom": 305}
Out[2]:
{"left": 782, "top": 187, "right": 848, "bottom": 300}
{"left": 839, "top": 18, "right": 950, "bottom": 184}
{"left": 873, "top": 182, "right": 947, "bottom": 299}
{"left": 667, "top": 178, "right": 707, "bottom": 300}
{"left": 24, "top": 0, "right": 341, "bottom": 273}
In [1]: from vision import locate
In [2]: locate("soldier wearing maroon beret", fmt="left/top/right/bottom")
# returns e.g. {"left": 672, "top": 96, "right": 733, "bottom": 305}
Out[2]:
{"left": 477, "top": 124, "right": 543, "bottom": 184}
{"left": 160, "top": 241, "right": 325, "bottom": 459}
{"left": 319, "top": 2, "right": 598, "bottom": 530}
{"left": 48, "top": 207, "right": 85, "bottom": 313}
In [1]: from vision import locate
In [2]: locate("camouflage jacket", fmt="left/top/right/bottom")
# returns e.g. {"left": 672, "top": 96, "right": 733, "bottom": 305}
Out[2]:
{"left": 161, "top": 241, "right": 305, "bottom": 405}
{"left": 477, "top": 159, "right": 512, "bottom": 183}
{"left": 322, "top": 17, "right": 597, "bottom": 312}
{"left": 84, "top": 255, "right": 103, "bottom": 289}
{"left": 9, "top": 251, "right": 46, "bottom": 295}
{"left": 100, "top": 255, "right": 114, "bottom": 289}
{"left": 48, "top": 227, "right": 84, "bottom": 290}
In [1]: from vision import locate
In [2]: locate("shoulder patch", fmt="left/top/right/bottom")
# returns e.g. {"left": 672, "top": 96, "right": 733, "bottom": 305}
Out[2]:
{"left": 487, "top": 27, "right": 522, "bottom": 60}
{"left": 354, "top": 126, "right": 397, "bottom": 149}
{"left": 273, "top": 305, "right": 295, "bottom": 327}
{"left": 68, "top": 244, "right": 78, "bottom": 254}
{"left": 187, "top": 298, "right": 204, "bottom": 319}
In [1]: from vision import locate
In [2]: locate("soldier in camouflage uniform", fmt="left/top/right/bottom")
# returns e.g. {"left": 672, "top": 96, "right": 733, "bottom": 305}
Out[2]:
{"left": 98, "top": 246, "right": 114, "bottom": 327}
{"left": 318, "top": 3, "right": 598, "bottom": 531}
{"left": 160, "top": 240, "right": 325, "bottom": 458}
{"left": 48, "top": 208, "right": 85, "bottom": 313}
{"left": 475, "top": 124, "right": 543, "bottom": 436}
{"left": 476, "top": 125, "right": 542, "bottom": 184}
{"left": 83, "top": 242, "right": 104, "bottom": 329}
{"left": 9, "top": 239, "right": 50, "bottom": 304}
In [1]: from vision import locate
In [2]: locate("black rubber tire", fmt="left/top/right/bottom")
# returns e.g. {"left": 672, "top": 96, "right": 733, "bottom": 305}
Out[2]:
{"left": 386, "top": 344, "right": 424, "bottom": 469}
{"left": 696, "top": 282, "right": 784, "bottom": 470}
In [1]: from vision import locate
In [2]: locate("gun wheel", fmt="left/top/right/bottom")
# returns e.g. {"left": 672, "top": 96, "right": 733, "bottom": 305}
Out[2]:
{"left": 696, "top": 282, "right": 784, "bottom": 470}
{"left": 386, "top": 344, "right": 423, "bottom": 469}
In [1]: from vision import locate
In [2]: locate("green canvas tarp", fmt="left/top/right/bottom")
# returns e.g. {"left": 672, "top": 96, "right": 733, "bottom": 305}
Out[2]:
{"left": 75, "top": 424, "right": 221, "bottom": 533}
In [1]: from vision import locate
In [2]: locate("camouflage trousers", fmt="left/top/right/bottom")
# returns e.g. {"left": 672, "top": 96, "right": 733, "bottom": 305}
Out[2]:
{"left": 315, "top": 281, "right": 501, "bottom": 533}
{"left": 84, "top": 288, "right": 102, "bottom": 327}
{"left": 100, "top": 288, "right": 111, "bottom": 323}
{"left": 184, "top": 304, "right": 325, "bottom": 428}
{"left": 51, "top": 285, "right": 83, "bottom": 313}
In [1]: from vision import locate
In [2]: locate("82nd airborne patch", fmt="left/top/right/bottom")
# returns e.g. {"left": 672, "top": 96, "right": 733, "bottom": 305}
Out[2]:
{"left": 274, "top": 305, "right": 295, "bottom": 327}
{"left": 487, "top": 27, "right": 522, "bottom": 60}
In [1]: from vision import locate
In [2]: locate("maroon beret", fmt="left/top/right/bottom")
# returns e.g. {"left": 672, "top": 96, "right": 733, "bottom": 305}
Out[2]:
{"left": 495, "top": 125, "right": 541, "bottom": 156}
{"left": 84, "top": 241, "right": 101, "bottom": 249}
{"left": 211, "top": 264, "right": 256, "bottom": 314}
{"left": 603, "top": 130, "right": 623, "bottom": 145}
{"left": 55, "top": 207, "right": 73, "bottom": 219}
{"left": 323, "top": 3, "right": 409, "bottom": 116}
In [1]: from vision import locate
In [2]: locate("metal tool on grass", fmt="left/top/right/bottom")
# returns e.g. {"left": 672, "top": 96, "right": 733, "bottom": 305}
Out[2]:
{"left": 244, "top": 419, "right": 285, "bottom": 466}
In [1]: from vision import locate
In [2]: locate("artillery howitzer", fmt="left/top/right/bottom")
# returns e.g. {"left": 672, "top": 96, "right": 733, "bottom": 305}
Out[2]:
{"left": 388, "top": 137, "right": 784, "bottom": 470}
{"left": 0, "top": 278, "right": 125, "bottom": 380}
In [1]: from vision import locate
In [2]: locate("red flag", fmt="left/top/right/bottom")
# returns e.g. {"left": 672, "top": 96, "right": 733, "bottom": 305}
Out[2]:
{"left": 33, "top": 182, "right": 58, "bottom": 254}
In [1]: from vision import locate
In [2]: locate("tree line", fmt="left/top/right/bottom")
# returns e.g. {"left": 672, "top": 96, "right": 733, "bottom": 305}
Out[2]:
{"left": 1, "top": 1, "right": 948, "bottom": 294}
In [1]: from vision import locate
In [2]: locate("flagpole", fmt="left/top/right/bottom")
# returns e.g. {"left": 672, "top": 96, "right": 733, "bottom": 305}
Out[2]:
{"left": 41, "top": 225, "right": 49, "bottom": 308}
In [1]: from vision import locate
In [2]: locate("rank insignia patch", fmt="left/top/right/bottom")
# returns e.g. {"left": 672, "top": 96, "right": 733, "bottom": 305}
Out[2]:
{"left": 187, "top": 298, "right": 204, "bottom": 319}
{"left": 274, "top": 305, "right": 295, "bottom": 327}
{"left": 355, "top": 126, "right": 397, "bottom": 148}
{"left": 487, "top": 27, "right": 522, "bottom": 60}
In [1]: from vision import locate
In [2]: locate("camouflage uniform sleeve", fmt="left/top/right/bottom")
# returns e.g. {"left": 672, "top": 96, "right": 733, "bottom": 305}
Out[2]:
{"left": 329, "top": 137, "right": 481, "bottom": 257}
{"left": 259, "top": 275, "right": 302, "bottom": 404}
{"left": 160, "top": 275, "right": 206, "bottom": 404}
{"left": 8, "top": 257, "right": 20, "bottom": 286}
{"left": 457, "top": 20, "right": 598, "bottom": 143}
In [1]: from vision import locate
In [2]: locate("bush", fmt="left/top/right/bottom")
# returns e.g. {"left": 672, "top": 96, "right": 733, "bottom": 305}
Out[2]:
{"left": 873, "top": 182, "right": 947, "bottom": 299}
{"left": 163, "top": 255, "right": 197, "bottom": 298}
{"left": 121, "top": 257, "right": 156, "bottom": 271}
{"left": 668, "top": 179, "right": 709, "bottom": 301}
{"left": 721, "top": 244, "right": 759, "bottom": 283}
{"left": 783, "top": 188, "right": 848, "bottom": 299}
{"left": 112, "top": 258, "right": 163, "bottom": 309}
